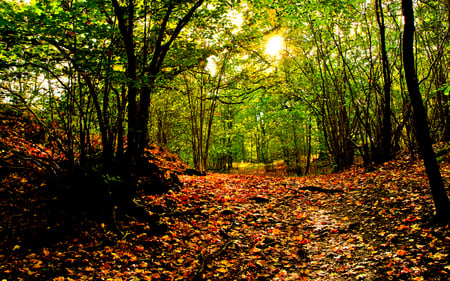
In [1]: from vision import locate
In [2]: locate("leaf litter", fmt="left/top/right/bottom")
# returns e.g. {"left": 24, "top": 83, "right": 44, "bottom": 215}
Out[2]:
{"left": 1, "top": 152, "right": 449, "bottom": 280}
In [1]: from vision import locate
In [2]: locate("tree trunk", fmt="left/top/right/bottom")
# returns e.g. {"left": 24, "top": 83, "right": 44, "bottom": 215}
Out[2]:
{"left": 85, "top": 75, "right": 113, "bottom": 170}
{"left": 304, "top": 122, "right": 312, "bottom": 175}
{"left": 113, "top": 85, "right": 126, "bottom": 160}
{"left": 111, "top": 0, "right": 142, "bottom": 174}
{"left": 77, "top": 74, "right": 87, "bottom": 166}
{"left": 376, "top": 0, "right": 392, "bottom": 162}
{"left": 402, "top": 0, "right": 450, "bottom": 222}
{"left": 133, "top": 0, "right": 205, "bottom": 160}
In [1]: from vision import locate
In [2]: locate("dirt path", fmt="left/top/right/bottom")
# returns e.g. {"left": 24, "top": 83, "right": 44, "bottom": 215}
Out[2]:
{"left": 1, "top": 155, "right": 449, "bottom": 280}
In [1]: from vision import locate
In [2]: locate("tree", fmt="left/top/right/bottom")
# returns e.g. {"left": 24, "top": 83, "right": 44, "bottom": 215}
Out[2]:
{"left": 110, "top": 0, "right": 206, "bottom": 172}
{"left": 180, "top": 69, "right": 218, "bottom": 172}
{"left": 402, "top": 0, "right": 450, "bottom": 222}
{"left": 375, "top": 0, "right": 393, "bottom": 163}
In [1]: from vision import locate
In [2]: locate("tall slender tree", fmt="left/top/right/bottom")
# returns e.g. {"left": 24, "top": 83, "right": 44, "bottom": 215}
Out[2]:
{"left": 402, "top": 0, "right": 450, "bottom": 222}
{"left": 375, "top": 0, "right": 393, "bottom": 163}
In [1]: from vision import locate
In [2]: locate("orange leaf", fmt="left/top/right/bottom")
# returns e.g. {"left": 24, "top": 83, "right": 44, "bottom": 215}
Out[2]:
{"left": 396, "top": 249, "right": 407, "bottom": 256}
{"left": 397, "top": 224, "right": 408, "bottom": 230}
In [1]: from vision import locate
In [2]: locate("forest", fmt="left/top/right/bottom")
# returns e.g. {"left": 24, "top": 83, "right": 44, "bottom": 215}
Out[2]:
{"left": 0, "top": 0, "right": 449, "bottom": 280}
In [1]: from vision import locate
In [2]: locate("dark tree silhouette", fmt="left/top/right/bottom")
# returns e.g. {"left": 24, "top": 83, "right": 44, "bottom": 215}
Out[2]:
{"left": 402, "top": 0, "right": 450, "bottom": 222}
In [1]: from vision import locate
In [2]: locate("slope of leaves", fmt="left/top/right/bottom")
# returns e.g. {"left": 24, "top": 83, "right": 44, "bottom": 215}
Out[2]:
{"left": 0, "top": 105, "right": 63, "bottom": 161}
{"left": 144, "top": 145, "right": 191, "bottom": 174}
{"left": 1, "top": 151, "right": 449, "bottom": 280}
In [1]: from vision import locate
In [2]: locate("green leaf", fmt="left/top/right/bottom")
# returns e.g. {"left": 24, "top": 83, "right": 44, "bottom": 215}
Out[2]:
{"left": 444, "top": 86, "right": 450, "bottom": 96}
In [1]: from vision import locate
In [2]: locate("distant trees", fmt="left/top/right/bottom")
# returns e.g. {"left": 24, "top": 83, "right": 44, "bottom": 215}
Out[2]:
{"left": 258, "top": 0, "right": 449, "bottom": 174}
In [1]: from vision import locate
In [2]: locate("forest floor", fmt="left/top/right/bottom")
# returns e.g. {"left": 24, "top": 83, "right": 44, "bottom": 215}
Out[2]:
{"left": 1, "top": 150, "right": 450, "bottom": 280}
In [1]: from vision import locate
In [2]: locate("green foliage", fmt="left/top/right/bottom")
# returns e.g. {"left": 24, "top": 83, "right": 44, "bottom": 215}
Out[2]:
{"left": 102, "top": 173, "right": 123, "bottom": 186}
{"left": 1, "top": 0, "right": 449, "bottom": 172}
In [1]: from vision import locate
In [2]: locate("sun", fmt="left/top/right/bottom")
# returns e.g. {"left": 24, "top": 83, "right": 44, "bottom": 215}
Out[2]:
{"left": 265, "top": 35, "right": 284, "bottom": 58}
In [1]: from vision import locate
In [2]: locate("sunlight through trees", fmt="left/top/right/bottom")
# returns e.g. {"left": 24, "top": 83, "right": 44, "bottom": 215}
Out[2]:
{"left": 265, "top": 35, "right": 284, "bottom": 58}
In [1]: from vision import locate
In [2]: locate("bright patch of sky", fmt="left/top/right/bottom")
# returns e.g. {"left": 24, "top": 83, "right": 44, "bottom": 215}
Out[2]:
{"left": 265, "top": 35, "right": 284, "bottom": 58}
{"left": 228, "top": 10, "right": 244, "bottom": 34}
{"left": 8, "top": 0, "right": 31, "bottom": 4}
{"left": 206, "top": 55, "right": 218, "bottom": 76}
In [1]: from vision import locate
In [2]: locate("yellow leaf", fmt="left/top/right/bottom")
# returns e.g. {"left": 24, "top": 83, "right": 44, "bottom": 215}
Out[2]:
{"left": 112, "top": 64, "right": 124, "bottom": 72}
{"left": 432, "top": 252, "right": 446, "bottom": 260}
{"left": 293, "top": 235, "right": 303, "bottom": 241}
{"left": 411, "top": 224, "right": 421, "bottom": 231}
{"left": 220, "top": 259, "right": 233, "bottom": 267}
{"left": 272, "top": 228, "right": 281, "bottom": 235}
{"left": 216, "top": 267, "right": 228, "bottom": 273}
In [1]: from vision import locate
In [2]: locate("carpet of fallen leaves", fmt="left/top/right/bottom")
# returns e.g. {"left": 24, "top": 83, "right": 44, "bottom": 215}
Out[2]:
{"left": 1, "top": 151, "right": 450, "bottom": 281}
